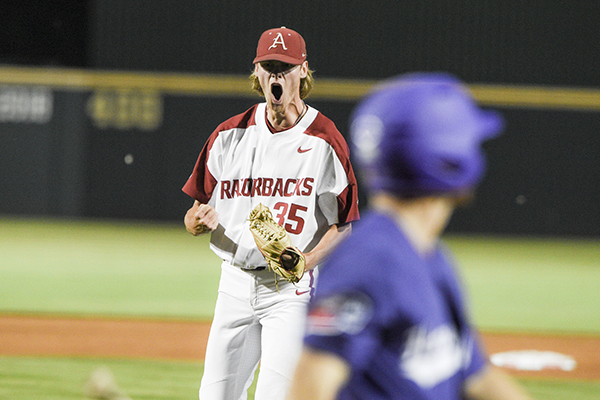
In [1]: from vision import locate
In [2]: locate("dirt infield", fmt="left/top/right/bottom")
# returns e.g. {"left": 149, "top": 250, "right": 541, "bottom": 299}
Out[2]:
{"left": 1, "top": 314, "right": 598, "bottom": 381}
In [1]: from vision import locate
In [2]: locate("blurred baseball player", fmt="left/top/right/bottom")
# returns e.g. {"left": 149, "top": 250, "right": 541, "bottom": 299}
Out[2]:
{"left": 287, "top": 73, "right": 535, "bottom": 400}
{"left": 183, "top": 27, "right": 360, "bottom": 399}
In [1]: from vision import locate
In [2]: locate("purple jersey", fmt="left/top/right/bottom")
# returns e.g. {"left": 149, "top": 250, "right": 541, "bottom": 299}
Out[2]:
{"left": 304, "top": 211, "right": 487, "bottom": 400}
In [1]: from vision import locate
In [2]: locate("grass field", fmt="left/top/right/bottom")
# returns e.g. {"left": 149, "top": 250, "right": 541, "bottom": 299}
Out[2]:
{"left": 0, "top": 217, "right": 221, "bottom": 319}
{"left": 0, "top": 216, "right": 599, "bottom": 399}
{"left": 1, "top": 355, "right": 599, "bottom": 400}
{"left": 447, "top": 234, "right": 600, "bottom": 334}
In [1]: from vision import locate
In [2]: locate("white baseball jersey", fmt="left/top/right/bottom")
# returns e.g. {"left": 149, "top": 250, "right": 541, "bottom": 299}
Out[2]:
{"left": 183, "top": 102, "right": 360, "bottom": 268}
{"left": 183, "top": 102, "right": 359, "bottom": 400}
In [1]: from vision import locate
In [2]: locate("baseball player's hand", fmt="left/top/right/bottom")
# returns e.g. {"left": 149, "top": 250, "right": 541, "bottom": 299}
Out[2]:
{"left": 185, "top": 201, "right": 219, "bottom": 236}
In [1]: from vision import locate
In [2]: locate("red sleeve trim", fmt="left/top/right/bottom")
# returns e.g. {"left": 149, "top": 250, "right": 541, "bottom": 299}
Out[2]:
{"left": 182, "top": 133, "right": 218, "bottom": 204}
{"left": 305, "top": 112, "right": 360, "bottom": 224}
{"left": 182, "top": 105, "right": 258, "bottom": 203}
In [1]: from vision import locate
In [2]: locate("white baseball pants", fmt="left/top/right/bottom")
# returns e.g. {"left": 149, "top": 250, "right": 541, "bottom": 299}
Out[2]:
{"left": 199, "top": 260, "right": 315, "bottom": 400}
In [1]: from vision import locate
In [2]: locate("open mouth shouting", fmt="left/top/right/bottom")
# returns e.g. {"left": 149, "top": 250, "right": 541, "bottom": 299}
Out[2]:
{"left": 271, "top": 83, "right": 283, "bottom": 104}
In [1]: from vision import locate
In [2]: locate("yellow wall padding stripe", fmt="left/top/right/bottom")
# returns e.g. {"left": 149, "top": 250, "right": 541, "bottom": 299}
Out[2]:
{"left": 2, "top": 65, "right": 600, "bottom": 110}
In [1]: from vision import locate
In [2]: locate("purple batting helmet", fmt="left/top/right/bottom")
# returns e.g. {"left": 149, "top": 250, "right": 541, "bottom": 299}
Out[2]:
{"left": 350, "top": 73, "right": 504, "bottom": 197}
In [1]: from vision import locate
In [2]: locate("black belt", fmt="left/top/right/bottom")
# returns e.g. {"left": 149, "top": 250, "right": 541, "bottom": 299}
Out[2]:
{"left": 242, "top": 266, "right": 266, "bottom": 271}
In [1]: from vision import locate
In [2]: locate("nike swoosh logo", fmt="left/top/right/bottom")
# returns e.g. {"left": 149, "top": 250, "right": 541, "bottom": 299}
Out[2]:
{"left": 297, "top": 147, "right": 312, "bottom": 154}
{"left": 296, "top": 289, "right": 310, "bottom": 296}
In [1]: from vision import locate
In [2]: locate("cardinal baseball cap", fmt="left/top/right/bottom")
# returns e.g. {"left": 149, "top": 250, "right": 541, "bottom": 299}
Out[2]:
{"left": 253, "top": 27, "right": 307, "bottom": 65}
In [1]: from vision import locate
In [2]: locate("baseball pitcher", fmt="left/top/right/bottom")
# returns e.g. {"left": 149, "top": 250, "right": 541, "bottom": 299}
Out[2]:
{"left": 182, "top": 27, "right": 360, "bottom": 400}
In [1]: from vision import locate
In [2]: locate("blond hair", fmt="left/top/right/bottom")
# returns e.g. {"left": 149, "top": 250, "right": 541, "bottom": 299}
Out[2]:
{"left": 249, "top": 68, "right": 314, "bottom": 100}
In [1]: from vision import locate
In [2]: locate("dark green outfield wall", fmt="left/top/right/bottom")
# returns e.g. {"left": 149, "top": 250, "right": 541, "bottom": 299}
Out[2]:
{"left": 1, "top": 75, "right": 598, "bottom": 236}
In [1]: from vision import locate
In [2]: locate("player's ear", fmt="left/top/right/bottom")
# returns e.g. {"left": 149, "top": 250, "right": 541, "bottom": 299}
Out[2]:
{"left": 299, "top": 61, "right": 308, "bottom": 78}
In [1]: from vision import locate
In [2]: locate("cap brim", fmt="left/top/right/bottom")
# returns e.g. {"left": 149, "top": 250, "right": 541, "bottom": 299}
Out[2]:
{"left": 253, "top": 54, "right": 305, "bottom": 65}
{"left": 478, "top": 109, "right": 504, "bottom": 139}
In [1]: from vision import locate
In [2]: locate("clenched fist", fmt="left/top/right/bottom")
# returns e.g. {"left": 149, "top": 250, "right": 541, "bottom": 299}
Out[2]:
{"left": 185, "top": 201, "right": 219, "bottom": 236}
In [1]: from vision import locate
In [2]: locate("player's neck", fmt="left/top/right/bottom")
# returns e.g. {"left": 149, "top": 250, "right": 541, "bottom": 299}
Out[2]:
{"left": 371, "top": 194, "right": 454, "bottom": 255}
{"left": 266, "top": 99, "right": 307, "bottom": 132}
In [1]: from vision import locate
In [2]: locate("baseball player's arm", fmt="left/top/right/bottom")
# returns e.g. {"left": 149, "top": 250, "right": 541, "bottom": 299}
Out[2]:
{"left": 303, "top": 222, "right": 352, "bottom": 271}
{"left": 184, "top": 200, "right": 219, "bottom": 236}
{"left": 464, "top": 364, "right": 535, "bottom": 400}
{"left": 286, "top": 347, "right": 349, "bottom": 400}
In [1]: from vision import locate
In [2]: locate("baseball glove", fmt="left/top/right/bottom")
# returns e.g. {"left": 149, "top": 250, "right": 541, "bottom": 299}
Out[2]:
{"left": 248, "top": 203, "right": 306, "bottom": 285}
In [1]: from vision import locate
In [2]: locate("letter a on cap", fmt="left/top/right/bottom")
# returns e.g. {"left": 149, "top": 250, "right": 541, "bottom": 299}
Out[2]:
{"left": 268, "top": 32, "right": 288, "bottom": 50}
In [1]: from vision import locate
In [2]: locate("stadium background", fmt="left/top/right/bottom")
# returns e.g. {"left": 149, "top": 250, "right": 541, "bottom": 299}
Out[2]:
{"left": 1, "top": 1, "right": 599, "bottom": 399}
{"left": 1, "top": 0, "right": 599, "bottom": 236}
